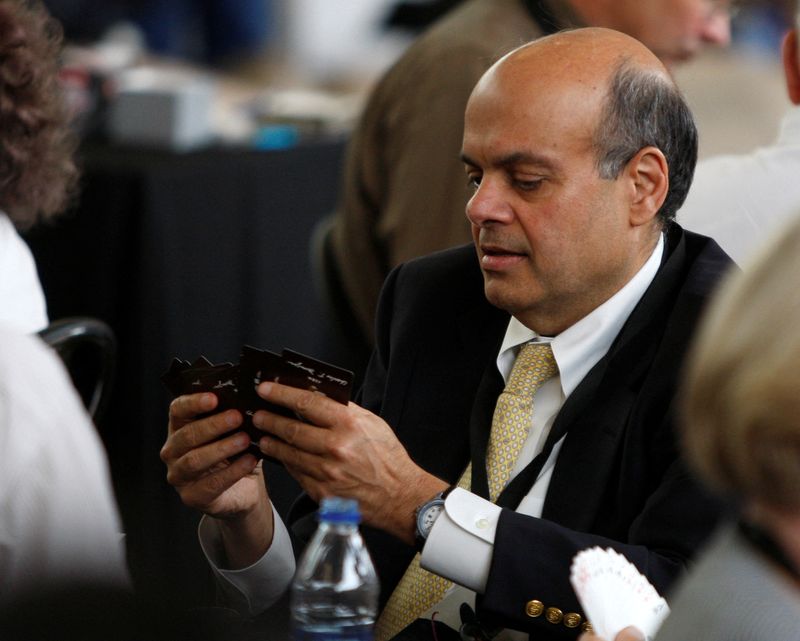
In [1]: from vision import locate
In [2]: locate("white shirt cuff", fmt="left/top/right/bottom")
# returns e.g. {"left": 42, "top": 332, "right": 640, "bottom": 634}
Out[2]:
{"left": 419, "top": 487, "right": 500, "bottom": 593}
{"left": 198, "top": 503, "right": 296, "bottom": 617}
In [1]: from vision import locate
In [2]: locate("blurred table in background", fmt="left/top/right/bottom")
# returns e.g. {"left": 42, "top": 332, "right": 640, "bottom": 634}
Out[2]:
{"left": 25, "top": 137, "right": 346, "bottom": 607}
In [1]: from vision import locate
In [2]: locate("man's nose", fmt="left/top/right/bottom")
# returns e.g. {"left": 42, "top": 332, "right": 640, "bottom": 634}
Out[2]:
{"left": 466, "top": 179, "right": 514, "bottom": 227}
{"left": 702, "top": 6, "right": 732, "bottom": 47}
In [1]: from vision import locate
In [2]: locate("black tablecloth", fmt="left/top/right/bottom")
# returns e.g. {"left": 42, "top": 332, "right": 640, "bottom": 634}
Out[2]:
{"left": 25, "top": 138, "right": 346, "bottom": 606}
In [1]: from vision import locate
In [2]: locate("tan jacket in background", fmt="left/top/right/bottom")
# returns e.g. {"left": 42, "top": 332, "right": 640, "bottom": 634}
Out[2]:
{"left": 329, "top": 0, "right": 579, "bottom": 344}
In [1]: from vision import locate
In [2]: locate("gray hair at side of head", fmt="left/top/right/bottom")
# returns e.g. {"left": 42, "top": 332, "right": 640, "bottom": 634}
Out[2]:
{"left": 681, "top": 214, "right": 800, "bottom": 513}
{"left": 593, "top": 59, "right": 698, "bottom": 226}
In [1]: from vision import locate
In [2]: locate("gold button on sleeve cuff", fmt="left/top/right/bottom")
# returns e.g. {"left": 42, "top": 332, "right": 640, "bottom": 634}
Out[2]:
{"left": 525, "top": 600, "right": 544, "bottom": 617}
{"left": 581, "top": 621, "right": 594, "bottom": 633}
{"left": 545, "top": 607, "right": 563, "bottom": 624}
{"left": 563, "top": 612, "right": 582, "bottom": 628}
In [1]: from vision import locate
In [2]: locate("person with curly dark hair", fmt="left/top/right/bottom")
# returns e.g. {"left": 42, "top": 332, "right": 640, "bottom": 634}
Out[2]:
{"left": 0, "top": 0, "right": 78, "bottom": 333}
{"left": 0, "top": 0, "right": 129, "bottom": 615}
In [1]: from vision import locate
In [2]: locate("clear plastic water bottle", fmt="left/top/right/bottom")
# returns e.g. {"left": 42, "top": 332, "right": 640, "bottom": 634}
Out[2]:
{"left": 291, "top": 497, "right": 379, "bottom": 641}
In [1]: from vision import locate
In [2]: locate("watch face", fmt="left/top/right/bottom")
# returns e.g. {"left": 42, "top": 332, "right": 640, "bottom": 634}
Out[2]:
{"left": 422, "top": 504, "right": 443, "bottom": 530}
{"left": 417, "top": 499, "right": 445, "bottom": 538}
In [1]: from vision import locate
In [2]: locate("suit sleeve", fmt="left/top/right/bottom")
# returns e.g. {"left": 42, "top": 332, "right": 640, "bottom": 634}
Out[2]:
{"left": 479, "top": 424, "right": 729, "bottom": 638}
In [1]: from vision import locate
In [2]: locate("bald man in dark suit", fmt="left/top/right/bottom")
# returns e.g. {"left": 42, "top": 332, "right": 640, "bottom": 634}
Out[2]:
{"left": 162, "top": 28, "right": 733, "bottom": 641}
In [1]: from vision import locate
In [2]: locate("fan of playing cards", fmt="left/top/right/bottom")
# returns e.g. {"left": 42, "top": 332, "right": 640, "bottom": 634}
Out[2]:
{"left": 161, "top": 345, "right": 354, "bottom": 463}
{"left": 570, "top": 546, "right": 670, "bottom": 641}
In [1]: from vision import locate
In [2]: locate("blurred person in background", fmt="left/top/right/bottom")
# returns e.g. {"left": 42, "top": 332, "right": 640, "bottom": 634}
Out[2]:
{"left": 0, "top": 0, "right": 78, "bottom": 332}
{"left": 0, "top": 0, "right": 129, "bottom": 610}
{"left": 0, "top": 325, "right": 130, "bottom": 606}
{"left": 580, "top": 217, "right": 800, "bottom": 641}
{"left": 678, "top": 0, "right": 800, "bottom": 265}
{"left": 323, "top": 0, "right": 733, "bottom": 378}
{"left": 655, "top": 212, "right": 800, "bottom": 639}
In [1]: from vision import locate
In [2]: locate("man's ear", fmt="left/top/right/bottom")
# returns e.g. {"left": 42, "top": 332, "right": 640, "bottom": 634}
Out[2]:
{"left": 781, "top": 30, "right": 800, "bottom": 105}
{"left": 624, "top": 146, "right": 668, "bottom": 227}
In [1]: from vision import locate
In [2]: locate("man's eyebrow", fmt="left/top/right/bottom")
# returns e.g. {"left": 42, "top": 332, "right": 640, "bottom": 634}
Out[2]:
{"left": 460, "top": 151, "right": 556, "bottom": 169}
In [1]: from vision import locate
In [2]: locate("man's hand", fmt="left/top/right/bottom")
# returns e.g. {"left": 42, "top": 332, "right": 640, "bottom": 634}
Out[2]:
{"left": 579, "top": 626, "right": 645, "bottom": 641}
{"left": 160, "top": 392, "right": 273, "bottom": 568}
{"left": 252, "top": 382, "right": 448, "bottom": 545}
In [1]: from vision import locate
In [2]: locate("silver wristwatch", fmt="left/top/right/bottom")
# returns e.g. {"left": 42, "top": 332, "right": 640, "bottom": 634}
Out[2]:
{"left": 414, "top": 486, "right": 455, "bottom": 551}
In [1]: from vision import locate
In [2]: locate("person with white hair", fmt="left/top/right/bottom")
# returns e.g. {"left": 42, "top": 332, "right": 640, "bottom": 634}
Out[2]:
{"left": 679, "top": 1, "right": 800, "bottom": 265}
{"left": 581, "top": 215, "right": 800, "bottom": 641}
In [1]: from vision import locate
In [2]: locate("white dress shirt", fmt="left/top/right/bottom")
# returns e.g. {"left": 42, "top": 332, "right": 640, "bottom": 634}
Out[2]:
{"left": 0, "top": 327, "right": 129, "bottom": 603}
{"left": 0, "top": 212, "right": 48, "bottom": 333}
{"left": 199, "top": 234, "right": 664, "bottom": 621}
{"left": 417, "top": 234, "right": 663, "bottom": 631}
{"left": 678, "top": 106, "right": 800, "bottom": 266}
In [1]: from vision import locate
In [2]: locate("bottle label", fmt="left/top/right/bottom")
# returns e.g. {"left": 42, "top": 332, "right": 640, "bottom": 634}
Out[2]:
{"left": 291, "top": 623, "right": 373, "bottom": 641}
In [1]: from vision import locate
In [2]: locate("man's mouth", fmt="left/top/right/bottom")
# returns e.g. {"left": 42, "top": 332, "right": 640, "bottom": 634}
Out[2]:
{"left": 479, "top": 243, "right": 527, "bottom": 270}
{"left": 480, "top": 240, "right": 527, "bottom": 256}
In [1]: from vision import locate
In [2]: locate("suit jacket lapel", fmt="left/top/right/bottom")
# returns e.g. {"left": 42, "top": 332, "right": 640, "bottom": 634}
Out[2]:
{"left": 480, "top": 228, "right": 685, "bottom": 510}
{"left": 458, "top": 302, "right": 507, "bottom": 500}
{"left": 541, "top": 227, "right": 689, "bottom": 530}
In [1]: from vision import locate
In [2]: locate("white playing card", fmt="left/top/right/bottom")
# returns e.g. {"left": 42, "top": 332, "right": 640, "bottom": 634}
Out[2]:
{"left": 570, "top": 546, "right": 670, "bottom": 640}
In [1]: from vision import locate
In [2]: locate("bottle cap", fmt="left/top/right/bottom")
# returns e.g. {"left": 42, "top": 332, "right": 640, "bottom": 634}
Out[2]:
{"left": 317, "top": 497, "right": 361, "bottom": 524}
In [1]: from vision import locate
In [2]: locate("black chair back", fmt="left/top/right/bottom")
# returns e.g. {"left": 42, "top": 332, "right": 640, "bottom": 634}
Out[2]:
{"left": 38, "top": 316, "right": 116, "bottom": 425}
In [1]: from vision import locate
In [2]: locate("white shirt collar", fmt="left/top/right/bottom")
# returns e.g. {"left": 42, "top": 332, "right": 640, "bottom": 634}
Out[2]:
{"left": 497, "top": 233, "right": 665, "bottom": 398}
{"left": 777, "top": 105, "right": 800, "bottom": 148}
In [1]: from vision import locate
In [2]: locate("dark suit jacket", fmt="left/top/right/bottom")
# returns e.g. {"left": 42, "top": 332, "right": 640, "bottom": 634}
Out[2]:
{"left": 290, "top": 224, "right": 733, "bottom": 639}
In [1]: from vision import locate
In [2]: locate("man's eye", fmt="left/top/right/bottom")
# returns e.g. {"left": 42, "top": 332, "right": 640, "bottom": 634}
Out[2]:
{"left": 467, "top": 175, "right": 481, "bottom": 189}
{"left": 514, "top": 178, "right": 543, "bottom": 191}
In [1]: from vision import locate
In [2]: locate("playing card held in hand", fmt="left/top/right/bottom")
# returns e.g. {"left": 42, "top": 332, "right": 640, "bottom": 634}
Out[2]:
{"left": 161, "top": 346, "right": 354, "bottom": 464}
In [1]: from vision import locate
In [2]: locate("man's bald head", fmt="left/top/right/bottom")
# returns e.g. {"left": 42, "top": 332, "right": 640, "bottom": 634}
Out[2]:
{"left": 487, "top": 26, "right": 670, "bottom": 86}
{"left": 471, "top": 28, "right": 698, "bottom": 224}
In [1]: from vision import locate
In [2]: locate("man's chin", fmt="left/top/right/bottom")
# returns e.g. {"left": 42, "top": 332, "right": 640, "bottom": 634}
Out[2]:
{"left": 482, "top": 280, "right": 526, "bottom": 315}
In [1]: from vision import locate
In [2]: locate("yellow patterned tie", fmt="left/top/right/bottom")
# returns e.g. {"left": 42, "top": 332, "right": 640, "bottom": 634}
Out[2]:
{"left": 485, "top": 342, "right": 557, "bottom": 502}
{"left": 374, "top": 342, "right": 558, "bottom": 641}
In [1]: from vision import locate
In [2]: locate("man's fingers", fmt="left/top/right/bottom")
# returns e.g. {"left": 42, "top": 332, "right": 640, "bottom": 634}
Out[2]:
{"left": 178, "top": 453, "right": 259, "bottom": 511}
{"left": 259, "top": 435, "right": 329, "bottom": 481}
{"left": 169, "top": 392, "right": 218, "bottom": 424}
{"left": 252, "top": 410, "right": 331, "bottom": 455}
{"left": 162, "top": 408, "right": 244, "bottom": 462}
{"left": 165, "top": 430, "right": 251, "bottom": 485}
{"left": 617, "top": 627, "right": 645, "bottom": 641}
{"left": 256, "top": 382, "right": 343, "bottom": 426}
